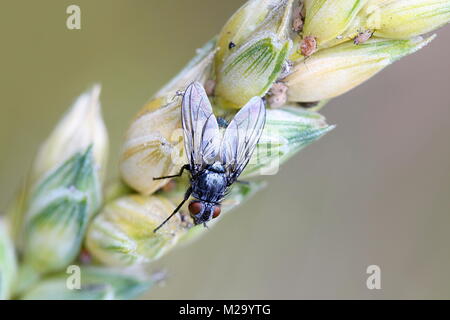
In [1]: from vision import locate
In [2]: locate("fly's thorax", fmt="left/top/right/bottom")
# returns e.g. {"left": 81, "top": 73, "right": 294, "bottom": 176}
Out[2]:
{"left": 191, "top": 166, "right": 228, "bottom": 203}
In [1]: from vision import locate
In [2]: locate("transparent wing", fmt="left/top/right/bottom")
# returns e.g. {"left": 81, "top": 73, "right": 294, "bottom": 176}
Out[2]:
{"left": 219, "top": 96, "right": 266, "bottom": 183}
{"left": 182, "top": 82, "right": 220, "bottom": 173}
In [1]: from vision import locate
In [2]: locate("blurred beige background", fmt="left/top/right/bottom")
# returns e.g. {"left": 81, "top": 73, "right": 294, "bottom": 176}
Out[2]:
{"left": 1, "top": 0, "right": 450, "bottom": 299}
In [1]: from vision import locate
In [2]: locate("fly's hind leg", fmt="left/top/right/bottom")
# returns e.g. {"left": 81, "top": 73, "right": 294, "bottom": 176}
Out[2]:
{"left": 169, "top": 89, "right": 185, "bottom": 102}
{"left": 236, "top": 180, "right": 249, "bottom": 185}
{"left": 153, "top": 187, "right": 192, "bottom": 233}
{"left": 153, "top": 164, "right": 190, "bottom": 181}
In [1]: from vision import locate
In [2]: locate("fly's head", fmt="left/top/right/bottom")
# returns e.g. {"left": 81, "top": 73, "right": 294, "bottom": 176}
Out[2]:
{"left": 188, "top": 200, "right": 221, "bottom": 225}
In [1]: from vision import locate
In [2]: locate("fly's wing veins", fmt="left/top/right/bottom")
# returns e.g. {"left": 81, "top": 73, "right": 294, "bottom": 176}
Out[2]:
{"left": 219, "top": 96, "right": 266, "bottom": 183}
{"left": 181, "top": 82, "right": 221, "bottom": 173}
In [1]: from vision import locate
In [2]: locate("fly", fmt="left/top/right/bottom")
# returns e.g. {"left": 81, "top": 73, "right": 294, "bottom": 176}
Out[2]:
{"left": 153, "top": 81, "right": 266, "bottom": 232}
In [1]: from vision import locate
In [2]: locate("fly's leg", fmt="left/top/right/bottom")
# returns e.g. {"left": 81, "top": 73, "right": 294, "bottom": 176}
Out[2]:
{"left": 170, "top": 90, "right": 185, "bottom": 102}
{"left": 153, "top": 164, "right": 190, "bottom": 181}
{"left": 153, "top": 187, "right": 192, "bottom": 233}
{"left": 236, "top": 180, "right": 249, "bottom": 185}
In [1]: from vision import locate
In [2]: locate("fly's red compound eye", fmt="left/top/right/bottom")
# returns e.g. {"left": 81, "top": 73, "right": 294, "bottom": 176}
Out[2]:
{"left": 188, "top": 201, "right": 203, "bottom": 216}
{"left": 212, "top": 206, "right": 221, "bottom": 219}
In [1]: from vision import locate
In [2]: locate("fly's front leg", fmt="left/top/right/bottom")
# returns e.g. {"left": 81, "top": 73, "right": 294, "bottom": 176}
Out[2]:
{"left": 153, "top": 187, "right": 192, "bottom": 233}
{"left": 153, "top": 164, "right": 190, "bottom": 181}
